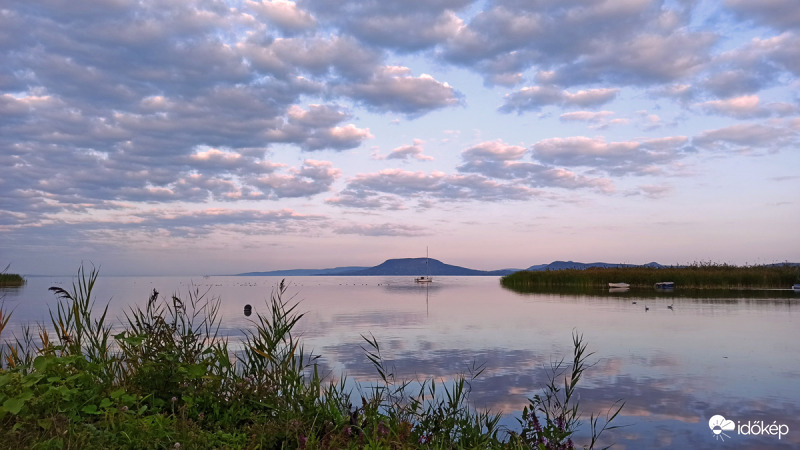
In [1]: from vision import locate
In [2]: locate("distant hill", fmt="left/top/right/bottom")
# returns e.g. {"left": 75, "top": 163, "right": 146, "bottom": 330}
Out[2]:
{"left": 236, "top": 258, "right": 518, "bottom": 276}
{"left": 525, "top": 260, "right": 666, "bottom": 271}
{"left": 235, "top": 259, "right": 799, "bottom": 277}
{"left": 238, "top": 266, "right": 369, "bottom": 276}
{"left": 338, "top": 258, "right": 515, "bottom": 276}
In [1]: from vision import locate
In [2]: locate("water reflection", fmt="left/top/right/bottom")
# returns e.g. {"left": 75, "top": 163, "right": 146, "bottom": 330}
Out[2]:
{"left": 3, "top": 275, "right": 799, "bottom": 448}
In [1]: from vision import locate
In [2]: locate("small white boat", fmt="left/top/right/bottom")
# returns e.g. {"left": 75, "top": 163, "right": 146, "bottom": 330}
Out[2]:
{"left": 608, "top": 282, "right": 630, "bottom": 289}
{"left": 415, "top": 247, "right": 433, "bottom": 283}
{"left": 793, "top": 284, "right": 800, "bottom": 291}
{"left": 655, "top": 282, "right": 675, "bottom": 289}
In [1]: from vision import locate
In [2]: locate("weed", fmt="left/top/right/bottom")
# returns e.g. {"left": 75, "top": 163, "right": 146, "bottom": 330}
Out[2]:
{"left": 1, "top": 266, "right": 626, "bottom": 448}
{"left": 501, "top": 263, "right": 800, "bottom": 290}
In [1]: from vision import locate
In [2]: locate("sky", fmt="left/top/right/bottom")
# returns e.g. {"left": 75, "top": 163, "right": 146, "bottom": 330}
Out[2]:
{"left": 1, "top": 0, "right": 799, "bottom": 276}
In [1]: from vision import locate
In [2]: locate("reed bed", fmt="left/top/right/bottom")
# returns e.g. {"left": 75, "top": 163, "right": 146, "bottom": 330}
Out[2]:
{"left": 501, "top": 263, "right": 800, "bottom": 290}
{"left": 0, "top": 266, "right": 624, "bottom": 449}
{"left": 0, "top": 273, "right": 25, "bottom": 288}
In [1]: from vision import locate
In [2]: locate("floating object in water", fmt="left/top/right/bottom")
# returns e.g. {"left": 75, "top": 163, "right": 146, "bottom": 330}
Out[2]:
{"left": 244, "top": 304, "right": 252, "bottom": 317}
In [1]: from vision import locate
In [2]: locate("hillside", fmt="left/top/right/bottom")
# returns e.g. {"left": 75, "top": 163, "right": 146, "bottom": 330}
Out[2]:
{"left": 237, "top": 258, "right": 515, "bottom": 276}
{"left": 526, "top": 261, "right": 666, "bottom": 271}
{"left": 235, "top": 259, "right": 798, "bottom": 277}
{"left": 339, "top": 258, "right": 513, "bottom": 276}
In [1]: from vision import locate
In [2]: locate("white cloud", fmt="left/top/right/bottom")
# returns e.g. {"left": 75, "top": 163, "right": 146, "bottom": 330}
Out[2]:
{"left": 377, "top": 139, "right": 434, "bottom": 161}
{"left": 500, "top": 86, "right": 619, "bottom": 113}
{"left": 250, "top": 159, "right": 341, "bottom": 198}
{"left": 693, "top": 123, "right": 798, "bottom": 152}
{"left": 560, "top": 111, "right": 615, "bottom": 122}
{"left": 532, "top": 136, "right": 688, "bottom": 175}
{"left": 334, "top": 223, "right": 428, "bottom": 236}
{"left": 340, "top": 65, "right": 462, "bottom": 115}
{"left": 246, "top": 0, "right": 317, "bottom": 33}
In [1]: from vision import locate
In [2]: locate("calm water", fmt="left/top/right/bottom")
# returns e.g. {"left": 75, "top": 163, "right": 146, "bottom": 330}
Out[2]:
{"left": 2, "top": 276, "right": 799, "bottom": 449}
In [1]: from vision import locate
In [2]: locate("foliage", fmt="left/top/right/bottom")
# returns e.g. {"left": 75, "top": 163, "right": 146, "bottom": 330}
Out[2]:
{"left": 507, "top": 333, "right": 625, "bottom": 450}
{"left": 0, "top": 274, "right": 25, "bottom": 288}
{"left": 501, "top": 262, "right": 800, "bottom": 290}
{"left": 0, "top": 264, "right": 25, "bottom": 288}
{"left": 1, "top": 265, "right": 625, "bottom": 448}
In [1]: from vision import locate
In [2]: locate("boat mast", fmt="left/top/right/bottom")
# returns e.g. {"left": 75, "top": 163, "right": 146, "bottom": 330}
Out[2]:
{"left": 426, "top": 246, "right": 429, "bottom": 276}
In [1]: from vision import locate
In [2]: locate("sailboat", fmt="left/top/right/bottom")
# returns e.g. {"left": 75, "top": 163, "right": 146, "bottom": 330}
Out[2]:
{"left": 415, "top": 247, "right": 433, "bottom": 283}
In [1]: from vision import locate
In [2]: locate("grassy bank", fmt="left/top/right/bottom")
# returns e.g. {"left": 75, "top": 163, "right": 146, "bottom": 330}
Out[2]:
{"left": 500, "top": 263, "right": 800, "bottom": 290}
{"left": 0, "top": 273, "right": 25, "bottom": 288}
{"left": 1, "top": 266, "right": 623, "bottom": 449}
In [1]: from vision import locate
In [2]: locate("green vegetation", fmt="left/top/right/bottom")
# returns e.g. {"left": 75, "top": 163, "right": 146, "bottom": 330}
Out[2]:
{"left": 0, "top": 266, "right": 624, "bottom": 449}
{"left": 0, "top": 273, "right": 25, "bottom": 288}
{"left": 501, "top": 263, "right": 800, "bottom": 291}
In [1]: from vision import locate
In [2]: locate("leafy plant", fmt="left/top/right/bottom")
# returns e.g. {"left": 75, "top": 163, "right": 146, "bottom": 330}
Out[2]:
{"left": 1, "top": 266, "right": 627, "bottom": 449}
{"left": 509, "top": 332, "right": 625, "bottom": 450}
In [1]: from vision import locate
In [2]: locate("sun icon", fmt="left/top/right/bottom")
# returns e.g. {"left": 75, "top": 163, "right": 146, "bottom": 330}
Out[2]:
{"left": 708, "top": 414, "right": 735, "bottom": 442}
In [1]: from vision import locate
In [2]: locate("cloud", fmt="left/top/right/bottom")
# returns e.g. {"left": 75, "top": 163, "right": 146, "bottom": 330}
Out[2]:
{"left": 724, "top": 0, "right": 800, "bottom": 31}
{"left": 461, "top": 140, "right": 527, "bottom": 161}
{"left": 376, "top": 139, "right": 434, "bottom": 161}
{"left": 456, "top": 140, "right": 529, "bottom": 179}
{"left": 500, "top": 86, "right": 619, "bottom": 113}
{"left": 652, "top": 83, "right": 695, "bottom": 103}
{"left": 303, "top": 0, "right": 471, "bottom": 52}
{"left": 700, "top": 32, "right": 800, "bottom": 98}
{"left": 262, "top": 104, "right": 373, "bottom": 150}
{"left": 325, "top": 190, "right": 408, "bottom": 210}
{"left": 0, "top": 136, "right": 343, "bottom": 222}
{"left": 565, "top": 30, "right": 716, "bottom": 85}
{"left": 531, "top": 136, "right": 689, "bottom": 175}
{"left": 338, "top": 66, "right": 462, "bottom": 116}
{"left": 633, "top": 184, "right": 673, "bottom": 199}
{"left": 249, "top": 159, "right": 341, "bottom": 198}
{"left": 187, "top": 147, "right": 249, "bottom": 171}
{"left": 439, "top": 0, "right": 716, "bottom": 87}
{"left": 457, "top": 140, "right": 615, "bottom": 192}
{"left": 245, "top": 0, "right": 317, "bottom": 34}
{"left": 0, "top": 206, "right": 327, "bottom": 256}
{"left": 3, "top": 0, "right": 800, "bottom": 274}
{"left": 693, "top": 122, "right": 798, "bottom": 152}
{"left": 698, "top": 95, "right": 797, "bottom": 118}
{"left": 328, "top": 168, "right": 540, "bottom": 209}
{"left": 560, "top": 111, "right": 615, "bottom": 122}
{"left": 128, "top": 208, "right": 325, "bottom": 238}
{"left": 334, "top": 223, "right": 428, "bottom": 237}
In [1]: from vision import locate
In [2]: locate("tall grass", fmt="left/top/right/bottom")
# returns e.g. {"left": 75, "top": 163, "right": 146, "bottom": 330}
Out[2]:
{"left": 501, "top": 263, "right": 800, "bottom": 290}
{"left": 1, "top": 266, "right": 625, "bottom": 448}
{"left": 0, "top": 264, "right": 25, "bottom": 287}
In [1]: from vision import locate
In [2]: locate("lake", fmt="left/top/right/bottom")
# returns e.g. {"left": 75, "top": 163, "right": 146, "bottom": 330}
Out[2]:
{"left": 2, "top": 275, "right": 799, "bottom": 449}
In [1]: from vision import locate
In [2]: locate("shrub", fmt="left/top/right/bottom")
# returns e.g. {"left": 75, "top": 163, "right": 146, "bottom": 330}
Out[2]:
{"left": 1, "top": 266, "right": 625, "bottom": 448}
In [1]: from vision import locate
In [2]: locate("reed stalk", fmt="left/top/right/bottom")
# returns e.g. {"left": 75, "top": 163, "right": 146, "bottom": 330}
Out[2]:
{"left": 501, "top": 263, "right": 799, "bottom": 290}
{"left": 1, "top": 266, "right": 626, "bottom": 448}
